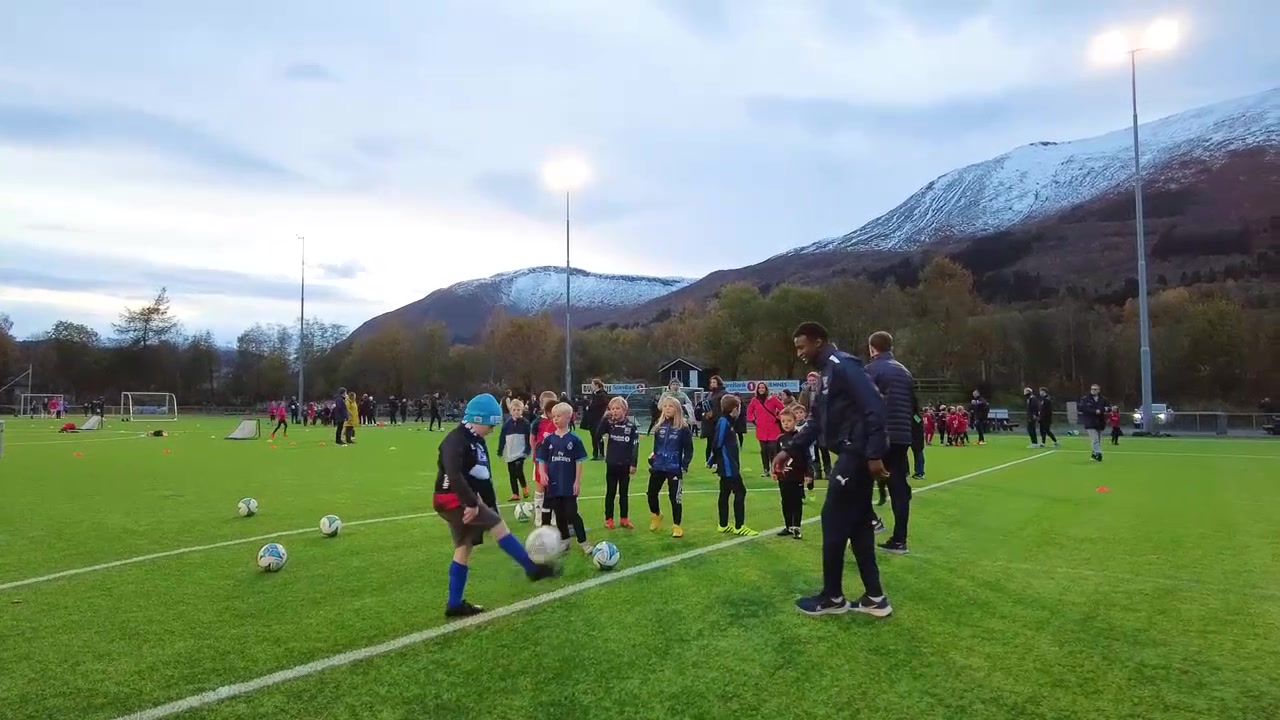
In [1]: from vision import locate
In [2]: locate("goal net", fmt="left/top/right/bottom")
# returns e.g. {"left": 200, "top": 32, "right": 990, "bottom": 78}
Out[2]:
{"left": 121, "top": 392, "right": 179, "bottom": 422}
{"left": 20, "top": 393, "right": 65, "bottom": 418}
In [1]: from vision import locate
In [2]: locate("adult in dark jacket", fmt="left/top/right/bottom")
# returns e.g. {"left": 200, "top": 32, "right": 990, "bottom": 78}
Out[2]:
{"left": 1037, "top": 387, "right": 1059, "bottom": 448}
{"left": 774, "top": 322, "right": 892, "bottom": 619}
{"left": 865, "top": 331, "right": 915, "bottom": 554}
{"left": 1023, "top": 388, "right": 1041, "bottom": 448}
{"left": 801, "top": 372, "right": 832, "bottom": 480}
{"left": 701, "top": 376, "right": 727, "bottom": 468}
{"left": 584, "top": 380, "right": 610, "bottom": 460}
{"left": 970, "top": 390, "right": 990, "bottom": 445}
{"left": 332, "top": 387, "right": 349, "bottom": 445}
{"left": 1078, "top": 383, "right": 1110, "bottom": 461}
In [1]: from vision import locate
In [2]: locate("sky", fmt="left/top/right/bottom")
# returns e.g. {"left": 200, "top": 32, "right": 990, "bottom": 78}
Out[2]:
{"left": 1, "top": 0, "right": 1277, "bottom": 344}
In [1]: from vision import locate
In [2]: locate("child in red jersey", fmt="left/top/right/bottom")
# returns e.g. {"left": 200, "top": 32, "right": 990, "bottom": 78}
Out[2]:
{"left": 531, "top": 391, "right": 560, "bottom": 527}
{"left": 957, "top": 410, "right": 969, "bottom": 446}
{"left": 922, "top": 406, "right": 935, "bottom": 446}
{"left": 1108, "top": 406, "right": 1122, "bottom": 445}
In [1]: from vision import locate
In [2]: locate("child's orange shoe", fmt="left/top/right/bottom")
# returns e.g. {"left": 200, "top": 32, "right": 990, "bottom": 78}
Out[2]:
{"left": 522, "top": 487, "right": 530, "bottom": 498}
{"left": 604, "top": 518, "right": 615, "bottom": 530}
{"left": 508, "top": 494, "right": 520, "bottom": 502}
{"left": 620, "top": 518, "right": 634, "bottom": 529}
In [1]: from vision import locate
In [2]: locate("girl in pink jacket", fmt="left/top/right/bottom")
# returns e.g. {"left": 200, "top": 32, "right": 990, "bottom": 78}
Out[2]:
{"left": 746, "top": 383, "right": 786, "bottom": 477}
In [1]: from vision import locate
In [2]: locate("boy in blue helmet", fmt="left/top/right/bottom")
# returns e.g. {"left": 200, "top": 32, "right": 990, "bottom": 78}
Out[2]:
{"left": 433, "top": 393, "right": 559, "bottom": 618}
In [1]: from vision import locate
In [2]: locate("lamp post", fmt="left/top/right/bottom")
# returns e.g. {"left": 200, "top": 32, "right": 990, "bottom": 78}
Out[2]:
{"left": 297, "top": 234, "right": 306, "bottom": 405}
{"left": 1090, "top": 18, "right": 1179, "bottom": 434}
{"left": 541, "top": 157, "right": 591, "bottom": 400}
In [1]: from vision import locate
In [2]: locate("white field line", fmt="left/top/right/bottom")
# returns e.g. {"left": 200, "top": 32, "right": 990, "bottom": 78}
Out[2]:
{"left": 110, "top": 451, "right": 1055, "bottom": 720}
{"left": 1, "top": 486, "right": 767, "bottom": 591}
{"left": 1058, "top": 448, "right": 1280, "bottom": 460}
{"left": 5, "top": 434, "right": 151, "bottom": 447}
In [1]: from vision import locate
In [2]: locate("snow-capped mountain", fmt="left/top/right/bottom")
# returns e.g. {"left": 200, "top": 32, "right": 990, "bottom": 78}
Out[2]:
{"left": 449, "top": 266, "right": 693, "bottom": 313}
{"left": 348, "top": 267, "right": 693, "bottom": 342}
{"left": 788, "top": 88, "right": 1280, "bottom": 255}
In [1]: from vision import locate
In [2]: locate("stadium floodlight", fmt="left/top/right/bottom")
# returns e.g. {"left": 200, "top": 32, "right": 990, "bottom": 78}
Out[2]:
{"left": 121, "top": 392, "right": 179, "bottom": 422}
{"left": 541, "top": 155, "right": 592, "bottom": 400}
{"left": 1088, "top": 17, "right": 1182, "bottom": 435}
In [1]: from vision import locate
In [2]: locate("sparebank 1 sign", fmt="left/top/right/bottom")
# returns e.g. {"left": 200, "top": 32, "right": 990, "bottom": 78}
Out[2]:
{"left": 580, "top": 383, "right": 648, "bottom": 395}
{"left": 721, "top": 380, "right": 801, "bottom": 394}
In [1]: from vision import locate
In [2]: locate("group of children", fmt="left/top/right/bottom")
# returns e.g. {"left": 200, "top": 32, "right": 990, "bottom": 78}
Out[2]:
{"left": 484, "top": 387, "right": 827, "bottom": 555}
{"left": 922, "top": 405, "right": 972, "bottom": 446}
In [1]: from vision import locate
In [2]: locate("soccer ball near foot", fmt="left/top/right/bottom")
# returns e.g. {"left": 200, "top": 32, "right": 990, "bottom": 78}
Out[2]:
{"left": 524, "top": 526, "right": 563, "bottom": 564}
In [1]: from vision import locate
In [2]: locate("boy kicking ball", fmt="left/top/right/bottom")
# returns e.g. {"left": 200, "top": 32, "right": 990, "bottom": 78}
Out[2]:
{"left": 433, "top": 394, "right": 559, "bottom": 618}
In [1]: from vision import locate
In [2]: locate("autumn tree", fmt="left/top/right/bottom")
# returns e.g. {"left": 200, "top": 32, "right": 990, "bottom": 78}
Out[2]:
{"left": 113, "top": 287, "right": 180, "bottom": 348}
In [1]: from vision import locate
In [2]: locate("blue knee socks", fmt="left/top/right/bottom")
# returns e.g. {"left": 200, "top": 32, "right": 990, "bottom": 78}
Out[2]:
{"left": 447, "top": 561, "right": 469, "bottom": 608}
{"left": 497, "top": 533, "right": 538, "bottom": 573}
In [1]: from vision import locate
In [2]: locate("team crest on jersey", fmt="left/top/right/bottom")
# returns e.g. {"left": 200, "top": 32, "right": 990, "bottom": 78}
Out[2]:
{"left": 567, "top": 441, "right": 574, "bottom": 450}
{"left": 473, "top": 442, "right": 489, "bottom": 464}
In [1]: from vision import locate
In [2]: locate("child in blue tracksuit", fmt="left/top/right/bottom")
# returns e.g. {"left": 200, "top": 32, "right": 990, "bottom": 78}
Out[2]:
{"left": 647, "top": 396, "right": 694, "bottom": 538}
{"left": 709, "top": 395, "right": 757, "bottom": 536}
{"left": 498, "top": 398, "right": 532, "bottom": 501}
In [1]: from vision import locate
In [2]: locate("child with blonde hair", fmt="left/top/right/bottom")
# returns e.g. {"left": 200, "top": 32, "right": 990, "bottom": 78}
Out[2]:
{"left": 535, "top": 402, "right": 592, "bottom": 556}
{"left": 531, "top": 390, "right": 560, "bottom": 526}
{"left": 598, "top": 396, "right": 640, "bottom": 529}
{"left": 498, "top": 398, "right": 532, "bottom": 501}
{"left": 647, "top": 396, "right": 694, "bottom": 538}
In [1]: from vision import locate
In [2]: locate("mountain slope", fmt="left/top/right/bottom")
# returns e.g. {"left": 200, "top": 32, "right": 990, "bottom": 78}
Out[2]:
{"left": 349, "top": 267, "right": 693, "bottom": 342}
{"left": 611, "top": 88, "right": 1280, "bottom": 323}
{"left": 787, "top": 87, "right": 1280, "bottom": 255}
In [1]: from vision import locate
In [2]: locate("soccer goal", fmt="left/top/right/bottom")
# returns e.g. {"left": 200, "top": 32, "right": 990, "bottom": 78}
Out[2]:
{"left": 19, "top": 393, "right": 65, "bottom": 419}
{"left": 121, "top": 392, "right": 179, "bottom": 422}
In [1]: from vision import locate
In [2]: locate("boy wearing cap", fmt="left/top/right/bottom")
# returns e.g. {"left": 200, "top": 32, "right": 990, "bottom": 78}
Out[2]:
{"left": 433, "top": 393, "right": 559, "bottom": 618}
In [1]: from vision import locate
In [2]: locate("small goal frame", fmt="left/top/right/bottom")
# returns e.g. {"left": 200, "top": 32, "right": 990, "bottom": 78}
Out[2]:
{"left": 19, "top": 393, "right": 65, "bottom": 418}
{"left": 120, "top": 392, "right": 179, "bottom": 422}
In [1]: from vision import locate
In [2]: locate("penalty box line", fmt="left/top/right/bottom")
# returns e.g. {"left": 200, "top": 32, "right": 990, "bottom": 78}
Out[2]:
{"left": 110, "top": 451, "right": 1055, "bottom": 720}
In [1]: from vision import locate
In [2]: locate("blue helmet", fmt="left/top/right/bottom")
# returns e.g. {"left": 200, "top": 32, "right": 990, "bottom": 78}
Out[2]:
{"left": 464, "top": 393, "right": 503, "bottom": 426}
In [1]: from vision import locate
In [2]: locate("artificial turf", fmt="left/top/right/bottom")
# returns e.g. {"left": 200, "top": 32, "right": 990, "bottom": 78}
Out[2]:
{"left": 1, "top": 416, "right": 1277, "bottom": 719}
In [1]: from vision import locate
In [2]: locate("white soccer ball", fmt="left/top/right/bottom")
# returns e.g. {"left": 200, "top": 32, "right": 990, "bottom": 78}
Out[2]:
{"left": 513, "top": 502, "right": 534, "bottom": 523}
{"left": 257, "top": 542, "right": 287, "bottom": 572}
{"left": 319, "top": 514, "right": 342, "bottom": 537}
{"left": 238, "top": 498, "right": 258, "bottom": 517}
{"left": 592, "top": 541, "right": 621, "bottom": 571}
{"left": 524, "top": 526, "right": 563, "bottom": 564}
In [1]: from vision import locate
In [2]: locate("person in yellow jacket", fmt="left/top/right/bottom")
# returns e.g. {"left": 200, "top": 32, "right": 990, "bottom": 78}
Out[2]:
{"left": 344, "top": 391, "right": 359, "bottom": 444}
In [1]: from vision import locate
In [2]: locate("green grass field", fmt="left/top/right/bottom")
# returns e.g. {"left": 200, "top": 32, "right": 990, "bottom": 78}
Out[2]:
{"left": 2, "top": 415, "right": 1279, "bottom": 720}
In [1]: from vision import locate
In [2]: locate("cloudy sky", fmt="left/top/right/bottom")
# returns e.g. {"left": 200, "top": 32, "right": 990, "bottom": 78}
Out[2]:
{"left": 1, "top": 0, "right": 1276, "bottom": 343}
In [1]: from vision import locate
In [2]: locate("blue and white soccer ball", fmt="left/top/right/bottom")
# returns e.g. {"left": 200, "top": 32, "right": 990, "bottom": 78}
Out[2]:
{"left": 257, "top": 542, "right": 288, "bottom": 572}
{"left": 524, "top": 526, "right": 563, "bottom": 564}
{"left": 319, "top": 514, "right": 342, "bottom": 537}
{"left": 238, "top": 498, "right": 258, "bottom": 517}
{"left": 592, "top": 541, "right": 620, "bottom": 571}
{"left": 513, "top": 502, "right": 534, "bottom": 523}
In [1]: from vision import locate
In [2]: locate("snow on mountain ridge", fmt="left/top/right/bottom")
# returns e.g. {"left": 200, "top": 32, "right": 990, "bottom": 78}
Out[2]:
{"left": 450, "top": 266, "right": 694, "bottom": 314}
{"left": 789, "top": 88, "right": 1280, "bottom": 255}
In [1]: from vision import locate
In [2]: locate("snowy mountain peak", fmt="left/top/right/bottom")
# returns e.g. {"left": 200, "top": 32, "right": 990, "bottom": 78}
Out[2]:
{"left": 788, "top": 87, "right": 1280, "bottom": 255}
{"left": 449, "top": 266, "right": 695, "bottom": 314}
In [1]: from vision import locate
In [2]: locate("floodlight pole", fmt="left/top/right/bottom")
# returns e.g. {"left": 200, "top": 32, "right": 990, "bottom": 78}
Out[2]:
{"left": 297, "top": 234, "right": 306, "bottom": 405}
{"left": 1129, "top": 51, "right": 1155, "bottom": 433}
{"left": 564, "top": 191, "right": 573, "bottom": 400}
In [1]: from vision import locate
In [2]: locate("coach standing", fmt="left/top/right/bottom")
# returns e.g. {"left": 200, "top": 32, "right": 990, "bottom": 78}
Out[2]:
{"left": 865, "top": 331, "right": 915, "bottom": 555}
{"left": 585, "top": 379, "right": 610, "bottom": 460}
{"left": 970, "top": 390, "right": 990, "bottom": 445}
{"left": 773, "top": 322, "right": 892, "bottom": 618}
{"left": 1078, "top": 383, "right": 1109, "bottom": 461}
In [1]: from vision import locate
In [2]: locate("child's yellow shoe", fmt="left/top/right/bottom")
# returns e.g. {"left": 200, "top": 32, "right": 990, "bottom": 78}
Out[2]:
{"left": 671, "top": 525, "right": 684, "bottom": 538}
{"left": 717, "top": 525, "right": 731, "bottom": 533}
{"left": 649, "top": 513, "right": 662, "bottom": 531}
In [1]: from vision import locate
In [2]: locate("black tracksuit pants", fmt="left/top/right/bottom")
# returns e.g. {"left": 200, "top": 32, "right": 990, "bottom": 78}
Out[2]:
{"left": 820, "top": 451, "right": 883, "bottom": 600}
{"left": 605, "top": 464, "right": 631, "bottom": 520}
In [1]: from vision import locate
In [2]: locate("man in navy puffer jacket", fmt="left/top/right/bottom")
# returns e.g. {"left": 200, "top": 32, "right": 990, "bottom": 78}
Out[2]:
{"left": 865, "top": 331, "right": 915, "bottom": 554}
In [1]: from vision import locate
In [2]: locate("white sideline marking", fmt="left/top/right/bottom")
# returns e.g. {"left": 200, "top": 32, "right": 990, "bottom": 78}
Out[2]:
{"left": 110, "top": 452, "right": 1054, "bottom": 720}
{"left": 2, "top": 487, "right": 758, "bottom": 591}
{"left": 1060, "top": 449, "right": 1279, "bottom": 460}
